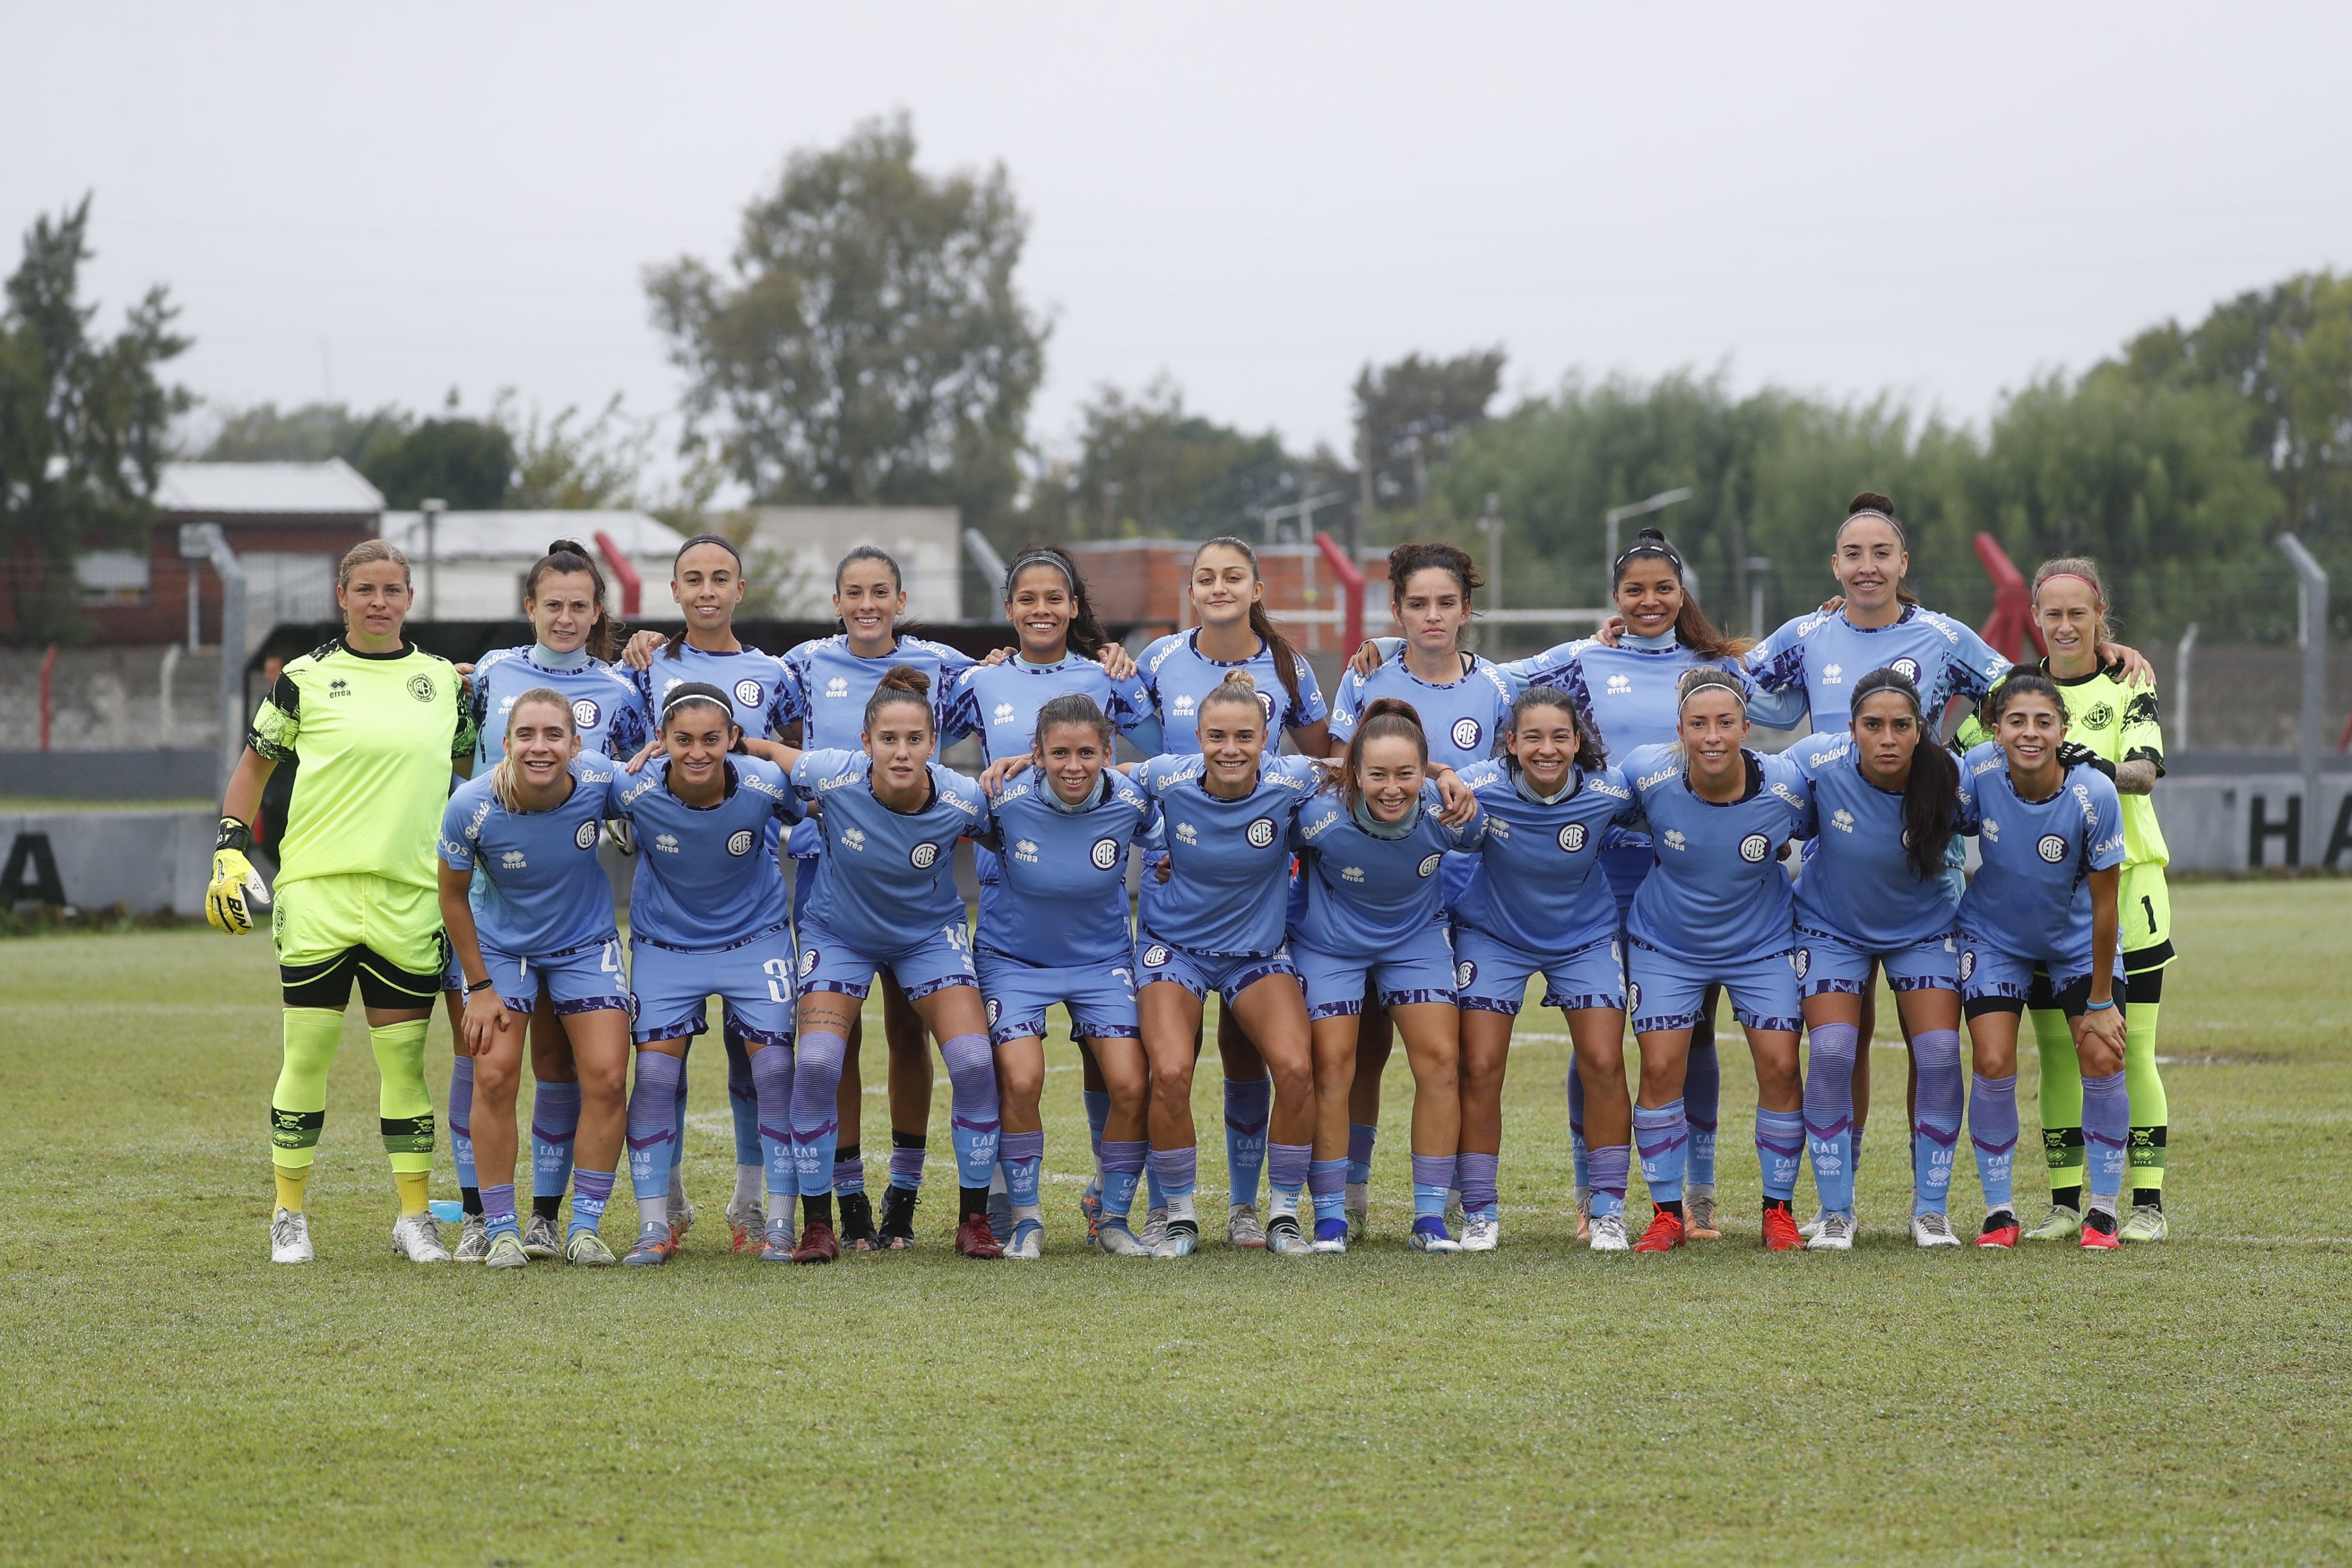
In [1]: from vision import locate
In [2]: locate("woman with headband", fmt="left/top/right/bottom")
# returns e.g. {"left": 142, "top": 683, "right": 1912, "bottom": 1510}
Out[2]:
{"left": 1617, "top": 667, "right": 1813, "bottom": 1252}
{"left": 1953, "top": 558, "right": 2175, "bottom": 1245}
{"left": 618, "top": 534, "right": 807, "bottom": 1255}
{"left": 945, "top": 545, "right": 1156, "bottom": 1242}
{"left": 1358, "top": 525, "right": 1768, "bottom": 1241}
{"left": 1788, "top": 669, "right": 1968, "bottom": 1249}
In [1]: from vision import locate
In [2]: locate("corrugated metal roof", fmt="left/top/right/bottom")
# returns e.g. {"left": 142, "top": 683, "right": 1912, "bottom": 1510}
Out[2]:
{"left": 156, "top": 458, "right": 386, "bottom": 516}
{"left": 379, "top": 509, "right": 683, "bottom": 561}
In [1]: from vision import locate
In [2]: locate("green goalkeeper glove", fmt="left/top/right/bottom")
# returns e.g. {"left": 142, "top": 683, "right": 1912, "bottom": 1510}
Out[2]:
{"left": 206, "top": 817, "right": 269, "bottom": 934}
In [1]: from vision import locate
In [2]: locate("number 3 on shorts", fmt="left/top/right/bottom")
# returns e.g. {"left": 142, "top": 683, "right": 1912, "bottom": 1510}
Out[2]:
{"left": 763, "top": 957, "right": 792, "bottom": 1004}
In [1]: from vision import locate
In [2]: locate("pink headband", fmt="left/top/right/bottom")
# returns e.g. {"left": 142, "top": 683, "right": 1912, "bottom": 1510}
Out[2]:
{"left": 2036, "top": 572, "right": 2102, "bottom": 600}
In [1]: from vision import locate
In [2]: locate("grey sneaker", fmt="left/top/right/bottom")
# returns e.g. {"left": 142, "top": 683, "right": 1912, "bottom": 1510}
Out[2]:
{"left": 1797, "top": 1205, "right": 1828, "bottom": 1240}
{"left": 1910, "top": 1211, "right": 1963, "bottom": 1249}
{"left": 1806, "top": 1211, "right": 1856, "bottom": 1252}
{"left": 1588, "top": 1211, "right": 1630, "bottom": 1252}
{"left": 522, "top": 1212, "right": 562, "bottom": 1259}
{"left": 2118, "top": 1204, "right": 2168, "bottom": 1243}
{"left": 564, "top": 1229, "right": 616, "bottom": 1267}
{"left": 1226, "top": 1203, "right": 1267, "bottom": 1249}
{"left": 452, "top": 1214, "right": 491, "bottom": 1263}
{"left": 1136, "top": 1206, "right": 1170, "bottom": 1250}
{"left": 485, "top": 1231, "right": 529, "bottom": 1269}
{"left": 666, "top": 1186, "right": 695, "bottom": 1244}
{"left": 2022, "top": 1202, "right": 2083, "bottom": 1242}
{"left": 390, "top": 1211, "right": 451, "bottom": 1264}
{"left": 270, "top": 1207, "right": 314, "bottom": 1264}
{"left": 1265, "top": 1213, "right": 1309, "bottom": 1255}
{"left": 1344, "top": 1182, "right": 1369, "bottom": 1241}
{"left": 1460, "top": 1212, "right": 1500, "bottom": 1252}
{"left": 1685, "top": 1189, "right": 1720, "bottom": 1240}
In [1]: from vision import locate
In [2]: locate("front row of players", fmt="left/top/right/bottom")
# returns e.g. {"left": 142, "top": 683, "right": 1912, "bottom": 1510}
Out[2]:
{"left": 436, "top": 649, "right": 2133, "bottom": 1267}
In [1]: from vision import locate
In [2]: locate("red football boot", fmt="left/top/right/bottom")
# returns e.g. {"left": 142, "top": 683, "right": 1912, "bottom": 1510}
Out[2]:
{"left": 1761, "top": 1205, "right": 1803, "bottom": 1252}
{"left": 2079, "top": 1210, "right": 2121, "bottom": 1251}
{"left": 1633, "top": 1210, "right": 1686, "bottom": 1253}
{"left": 956, "top": 1213, "right": 1005, "bottom": 1259}
{"left": 792, "top": 1219, "right": 841, "bottom": 1264}
{"left": 1977, "top": 1211, "right": 2021, "bottom": 1249}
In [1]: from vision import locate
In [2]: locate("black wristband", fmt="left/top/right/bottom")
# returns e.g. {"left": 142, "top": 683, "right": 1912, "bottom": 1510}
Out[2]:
{"left": 216, "top": 816, "right": 252, "bottom": 854}
{"left": 465, "top": 977, "right": 497, "bottom": 997}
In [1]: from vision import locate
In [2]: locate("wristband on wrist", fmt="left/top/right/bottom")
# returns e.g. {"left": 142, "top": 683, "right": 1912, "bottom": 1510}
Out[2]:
{"left": 2083, "top": 997, "right": 2116, "bottom": 1012}
{"left": 215, "top": 816, "right": 252, "bottom": 853}
{"left": 465, "top": 977, "right": 496, "bottom": 997}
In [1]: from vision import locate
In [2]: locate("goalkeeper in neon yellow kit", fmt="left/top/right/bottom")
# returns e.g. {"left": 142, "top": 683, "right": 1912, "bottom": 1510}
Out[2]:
{"left": 1957, "top": 557, "right": 2172, "bottom": 1242}
{"left": 209, "top": 539, "right": 477, "bottom": 1263}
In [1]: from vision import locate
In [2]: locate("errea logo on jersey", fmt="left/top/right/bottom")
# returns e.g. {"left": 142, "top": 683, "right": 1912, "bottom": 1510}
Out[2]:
{"left": 1342, "top": 865, "right": 1365, "bottom": 883}
{"left": 1175, "top": 821, "right": 1198, "bottom": 846}
{"left": 1013, "top": 838, "right": 1040, "bottom": 864}
{"left": 1821, "top": 663, "right": 1844, "bottom": 685}
{"left": 841, "top": 827, "right": 867, "bottom": 851}
{"left": 1982, "top": 817, "right": 2000, "bottom": 842}
{"left": 1663, "top": 829, "right": 1688, "bottom": 851}
{"left": 826, "top": 676, "right": 849, "bottom": 699}
{"left": 992, "top": 703, "right": 1017, "bottom": 725}
{"left": 1173, "top": 695, "right": 1196, "bottom": 718}
{"left": 1831, "top": 808, "right": 1856, "bottom": 833}
{"left": 1606, "top": 673, "right": 1632, "bottom": 696}
{"left": 500, "top": 849, "right": 527, "bottom": 870}
{"left": 653, "top": 833, "right": 680, "bottom": 854}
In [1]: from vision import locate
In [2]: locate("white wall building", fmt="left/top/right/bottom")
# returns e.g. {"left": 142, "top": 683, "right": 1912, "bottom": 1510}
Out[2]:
{"left": 732, "top": 506, "right": 962, "bottom": 622}
{"left": 380, "top": 510, "right": 682, "bottom": 621}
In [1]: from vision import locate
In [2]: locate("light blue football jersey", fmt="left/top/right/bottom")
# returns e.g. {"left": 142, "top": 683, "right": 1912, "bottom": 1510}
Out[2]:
{"left": 1132, "top": 753, "right": 1322, "bottom": 956}
{"left": 1621, "top": 744, "right": 1810, "bottom": 964}
{"left": 632, "top": 642, "right": 805, "bottom": 741}
{"left": 1954, "top": 743, "right": 2125, "bottom": 965}
{"left": 605, "top": 755, "right": 800, "bottom": 949}
{"left": 1329, "top": 653, "right": 1515, "bottom": 772}
{"left": 1450, "top": 758, "right": 1636, "bottom": 953}
{"left": 976, "top": 769, "right": 1157, "bottom": 968}
{"left": 1749, "top": 605, "right": 2009, "bottom": 734}
{"left": 1789, "top": 734, "right": 1960, "bottom": 948}
{"left": 1290, "top": 783, "right": 1484, "bottom": 952}
{"left": 940, "top": 653, "right": 1154, "bottom": 765}
{"left": 468, "top": 646, "right": 649, "bottom": 766}
{"left": 1138, "top": 629, "right": 1327, "bottom": 753}
{"left": 439, "top": 756, "right": 621, "bottom": 955}
{"left": 784, "top": 632, "right": 976, "bottom": 752}
{"left": 787, "top": 749, "right": 991, "bottom": 955}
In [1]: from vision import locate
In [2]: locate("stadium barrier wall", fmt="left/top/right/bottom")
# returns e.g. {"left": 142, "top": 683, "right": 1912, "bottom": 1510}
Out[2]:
{"left": 0, "top": 750, "right": 219, "bottom": 800}
{"left": 1, "top": 810, "right": 219, "bottom": 915}
{"left": 2152, "top": 774, "right": 2352, "bottom": 873}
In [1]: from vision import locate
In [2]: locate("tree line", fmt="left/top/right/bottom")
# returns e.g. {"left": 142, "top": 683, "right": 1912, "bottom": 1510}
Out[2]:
{"left": 3, "top": 115, "right": 2346, "bottom": 642}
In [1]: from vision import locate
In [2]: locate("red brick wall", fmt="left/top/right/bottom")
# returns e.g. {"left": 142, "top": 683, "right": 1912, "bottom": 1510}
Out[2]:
{"left": 2, "top": 516, "right": 378, "bottom": 646}
{"left": 1062, "top": 540, "right": 1389, "bottom": 653}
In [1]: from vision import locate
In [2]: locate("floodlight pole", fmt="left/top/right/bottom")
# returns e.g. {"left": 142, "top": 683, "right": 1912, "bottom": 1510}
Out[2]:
{"left": 1478, "top": 493, "right": 1504, "bottom": 614}
{"left": 179, "top": 522, "right": 246, "bottom": 796}
{"left": 421, "top": 497, "right": 446, "bottom": 621}
{"left": 2172, "top": 622, "right": 2198, "bottom": 751}
{"left": 2279, "top": 533, "right": 2328, "bottom": 842}
{"left": 1604, "top": 487, "right": 1694, "bottom": 575}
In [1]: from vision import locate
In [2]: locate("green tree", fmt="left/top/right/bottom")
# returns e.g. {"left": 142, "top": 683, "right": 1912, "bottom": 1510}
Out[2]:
{"left": 0, "top": 196, "right": 188, "bottom": 642}
{"left": 1032, "top": 377, "right": 1301, "bottom": 540}
{"left": 361, "top": 414, "right": 514, "bottom": 509}
{"left": 500, "top": 392, "right": 655, "bottom": 511}
{"left": 646, "top": 113, "right": 1046, "bottom": 534}
{"left": 1356, "top": 348, "right": 1506, "bottom": 509}
{"left": 200, "top": 400, "right": 410, "bottom": 469}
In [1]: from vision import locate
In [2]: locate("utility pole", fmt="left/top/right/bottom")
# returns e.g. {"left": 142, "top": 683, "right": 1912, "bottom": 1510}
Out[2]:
{"left": 1479, "top": 493, "right": 1504, "bottom": 613}
{"left": 1353, "top": 421, "right": 1374, "bottom": 563}
{"left": 1604, "top": 487, "right": 1693, "bottom": 575}
{"left": 421, "top": 497, "right": 446, "bottom": 621}
{"left": 2280, "top": 533, "right": 2329, "bottom": 852}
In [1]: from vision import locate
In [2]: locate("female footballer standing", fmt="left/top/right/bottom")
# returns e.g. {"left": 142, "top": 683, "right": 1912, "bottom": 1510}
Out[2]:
{"left": 618, "top": 535, "right": 806, "bottom": 1254}
{"left": 1129, "top": 673, "right": 1324, "bottom": 1257}
{"left": 1131, "top": 536, "right": 1328, "bottom": 1248}
{"left": 1291, "top": 699, "right": 1484, "bottom": 1253}
{"left": 446, "top": 539, "right": 647, "bottom": 1263}
{"left": 782, "top": 545, "right": 977, "bottom": 1250}
{"left": 208, "top": 540, "right": 477, "bottom": 1264}
{"left": 971, "top": 695, "right": 1158, "bottom": 1257}
{"left": 1450, "top": 688, "right": 1641, "bottom": 1250}
{"left": 437, "top": 692, "right": 632, "bottom": 1267}
{"left": 1618, "top": 668, "right": 1812, "bottom": 1253}
{"left": 779, "top": 668, "right": 1005, "bottom": 1260}
{"left": 1953, "top": 669, "right": 2131, "bottom": 1250}
{"left": 1788, "top": 670, "right": 1968, "bottom": 1250}
{"left": 942, "top": 547, "right": 1154, "bottom": 1243}
{"left": 604, "top": 683, "right": 802, "bottom": 1267}
{"left": 1322, "top": 543, "right": 1513, "bottom": 1237}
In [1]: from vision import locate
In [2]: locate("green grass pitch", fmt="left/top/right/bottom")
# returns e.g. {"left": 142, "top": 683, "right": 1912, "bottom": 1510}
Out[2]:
{"left": 3, "top": 881, "right": 2349, "bottom": 1564}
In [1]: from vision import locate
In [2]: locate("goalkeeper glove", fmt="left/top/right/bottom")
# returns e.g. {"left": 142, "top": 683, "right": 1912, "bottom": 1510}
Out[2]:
{"left": 206, "top": 817, "right": 270, "bottom": 934}
{"left": 2055, "top": 741, "right": 2117, "bottom": 781}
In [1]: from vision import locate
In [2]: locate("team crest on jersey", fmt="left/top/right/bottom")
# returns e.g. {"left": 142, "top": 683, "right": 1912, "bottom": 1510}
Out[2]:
{"left": 987, "top": 998, "right": 1000, "bottom": 1025}
{"left": 733, "top": 679, "right": 763, "bottom": 707}
{"left": 841, "top": 827, "right": 866, "bottom": 851}
{"left": 653, "top": 833, "right": 680, "bottom": 854}
{"left": 1663, "top": 828, "right": 1687, "bottom": 851}
{"left": 1245, "top": 817, "right": 1277, "bottom": 849}
{"left": 1451, "top": 717, "right": 1483, "bottom": 752}
{"left": 1416, "top": 853, "right": 1442, "bottom": 878}
{"left": 1089, "top": 837, "right": 1120, "bottom": 870}
{"left": 1626, "top": 981, "right": 1641, "bottom": 1014}
{"left": 573, "top": 820, "right": 599, "bottom": 851}
{"left": 500, "top": 849, "right": 527, "bottom": 870}
{"left": 910, "top": 841, "right": 940, "bottom": 869}
{"left": 826, "top": 676, "right": 849, "bottom": 699}
{"left": 1142, "top": 944, "right": 1170, "bottom": 969}
{"left": 1606, "top": 674, "right": 1633, "bottom": 696}
{"left": 800, "top": 947, "right": 818, "bottom": 977}
{"left": 2082, "top": 701, "right": 2114, "bottom": 729}
{"left": 1455, "top": 959, "right": 1476, "bottom": 989}
{"left": 2037, "top": 833, "right": 2068, "bottom": 863}
{"left": 407, "top": 673, "right": 436, "bottom": 703}
{"left": 1821, "top": 663, "right": 1844, "bottom": 685}
{"left": 726, "top": 829, "right": 755, "bottom": 857}
{"left": 1258, "top": 691, "right": 1277, "bottom": 724}
{"left": 1891, "top": 658, "right": 1920, "bottom": 683}
{"left": 1558, "top": 822, "right": 1587, "bottom": 853}
{"left": 1739, "top": 833, "right": 1771, "bottom": 862}
{"left": 569, "top": 698, "right": 599, "bottom": 730}
{"left": 1793, "top": 947, "right": 1810, "bottom": 979}
{"left": 992, "top": 703, "right": 1017, "bottom": 724}
{"left": 1832, "top": 808, "right": 1855, "bottom": 833}
{"left": 1959, "top": 949, "right": 1975, "bottom": 982}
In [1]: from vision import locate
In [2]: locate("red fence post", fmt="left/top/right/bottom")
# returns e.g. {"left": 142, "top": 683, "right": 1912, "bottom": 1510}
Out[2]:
{"left": 1972, "top": 533, "right": 2045, "bottom": 663}
{"left": 39, "top": 642, "right": 57, "bottom": 751}
{"left": 1314, "top": 531, "right": 1365, "bottom": 655}
{"left": 595, "top": 532, "right": 643, "bottom": 615}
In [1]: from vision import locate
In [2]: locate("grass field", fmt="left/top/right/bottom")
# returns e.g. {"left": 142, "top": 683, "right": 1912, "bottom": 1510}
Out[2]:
{"left": 4, "top": 881, "right": 2350, "bottom": 1565}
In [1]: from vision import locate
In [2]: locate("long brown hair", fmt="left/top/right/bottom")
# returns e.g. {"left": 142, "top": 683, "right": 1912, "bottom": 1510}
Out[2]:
{"left": 1332, "top": 696, "right": 1428, "bottom": 814}
{"left": 527, "top": 538, "right": 624, "bottom": 662}
{"left": 1193, "top": 536, "right": 1306, "bottom": 726}
{"left": 1612, "top": 526, "right": 1750, "bottom": 660}
{"left": 1004, "top": 546, "right": 1114, "bottom": 660}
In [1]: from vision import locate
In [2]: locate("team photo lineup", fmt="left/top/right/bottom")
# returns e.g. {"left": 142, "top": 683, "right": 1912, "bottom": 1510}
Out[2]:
{"left": 204, "top": 490, "right": 2178, "bottom": 1272}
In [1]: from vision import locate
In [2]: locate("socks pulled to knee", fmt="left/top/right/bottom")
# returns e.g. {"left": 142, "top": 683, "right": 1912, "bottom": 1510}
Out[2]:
{"left": 1633, "top": 1099, "right": 1688, "bottom": 1206}
{"left": 627, "top": 1052, "right": 682, "bottom": 1225}
{"left": 481, "top": 1182, "right": 520, "bottom": 1240}
{"left": 1802, "top": 1022, "right": 1859, "bottom": 1214}
{"left": 1970, "top": 1073, "right": 2020, "bottom": 1213}
{"left": 1101, "top": 1139, "right": 1147, "bottom": 1221}
{"left": 270, "top": 1009, "right": 341, "bottom": 1175}
{"left": 938, "top": 1033, "right": 1001, "bottom": 1188}
{"left": 889, "top": 1129, "right": 927, "bottom": 1191}
{"left": 1001, "top": 1129, "right": 1044, "bottom": 1219}
{"left": 1909, "top": 1029, "right": 1963, "bottom": 1215}
{"left": 788, "top": 1032, "right": 848, "bottom": 1197}
{"left": 1223, "top": 1075, "right": 1272, "bottom": 1207}
{"left": 1754, "top": 1108, "right": 1805, "bottom": 1204}
{"left": 834, "top": 1141, "right": 866, "bottom": 1196}
{"left": 1308, "top": 1156, "right": 1348, "bottom": 1224}
{"left": 750, "top": 1038, "right": 802, "bottom": 1198}
{"left": 1684, "top": 1034, "right": 1721, "bottom": 1188}
{"left": 722, "top": 1027, "right": 763, "bottom": 1171}
{"left": 1346, "top": 1122, "right": 1377, "bottom": 1186}
{"left": 369, "top": 1018, "right": 435, "bottom": 1179}
{"left": 448, "top": 1054, "right": 478, "bottom": 1193}
{"left": 668, "top": 1049, "right": 690, "bottom": 1173}
{"left": 2081, "top": 1068, "right": 2130, "bottom": 1203}
{"left": 1457, "top": 1152, "right": 1500, "bottom": 1217}
{"left": 1567, "top": 1064, "right": 1590, "bottom": 1190}
{"left": 530, "top": 1079, "right": 581, "bottom": 1201}
{"left": 569, "top": 1167, "right": 614, "bottom": 1238}
{"left": 1588, "top": 1142, "right": 1630, "bottom": 1220}
{"left": 1410, "top": 1153, "right": 1456, "bottom": 1219}
{"left": 1083, "top": 1088, "right": 1111, "bottom": 1171}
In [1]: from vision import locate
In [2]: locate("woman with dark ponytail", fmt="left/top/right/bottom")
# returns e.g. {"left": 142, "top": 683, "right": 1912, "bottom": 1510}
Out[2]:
{"left": 1786, "top": 668, "right": 1968, "bottom": 1251}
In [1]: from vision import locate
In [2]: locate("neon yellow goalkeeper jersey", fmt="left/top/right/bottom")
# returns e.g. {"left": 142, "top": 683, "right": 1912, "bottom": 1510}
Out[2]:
{"left": 1956, "top": 659, "right": 2168, "bottom": 870}
{"left": 247, "top": 638, "right": 477, "bottom": 891}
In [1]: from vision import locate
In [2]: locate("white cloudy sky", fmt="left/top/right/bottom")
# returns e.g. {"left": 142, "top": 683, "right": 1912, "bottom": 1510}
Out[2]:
{"left": 8, "top": 2, "right": 2349, "bottom": 478}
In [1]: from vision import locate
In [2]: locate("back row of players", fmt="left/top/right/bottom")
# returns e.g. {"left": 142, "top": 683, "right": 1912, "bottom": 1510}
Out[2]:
{"left": 223, "top": 490, "right": 2177, "bottom": 1266}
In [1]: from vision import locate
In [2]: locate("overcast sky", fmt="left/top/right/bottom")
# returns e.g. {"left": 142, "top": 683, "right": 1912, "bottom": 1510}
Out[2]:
{"left": 10, "top": 3, "right": 2350, "bottom": 485}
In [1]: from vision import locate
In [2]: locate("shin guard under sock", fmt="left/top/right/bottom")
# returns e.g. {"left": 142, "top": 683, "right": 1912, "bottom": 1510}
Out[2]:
{"left": 1910, "top": 1029, "right": 1963, "bottom": 1215}
{"left": 1634, "top": 1099, "right": 1688, "bottom": 1205}
{"left": 369, "top": 1018, "right": 434, "bottom": 1179}
{"left": 530, "top": 1079, "right": 581, "bottom": 1202}
{"left": 1802, "top": 1023, "right": 1859, "bottom": 1214}
{"left": 939, "top": 1034, "right": 1001, "bottom": 1187}
{"left": 627, "top": 1052, "right": 682, "bottom": 1224}
{"left": 1224, "top": 1075, "right": 1271, "bottom": 1207}
{"left": 1970, "top": 1073, "right": 2020, "bottom": 1213}
{"left": 448, "top": 1054, "right": 478, "bottom": 1194}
